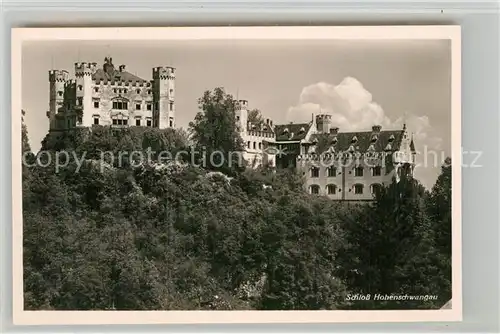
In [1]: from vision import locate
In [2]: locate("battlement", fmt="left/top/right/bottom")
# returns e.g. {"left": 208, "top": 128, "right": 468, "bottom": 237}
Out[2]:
{"left": 152, "top": 66, "right": 176, "bottom": 79}
{"left": 75, "top": 62, "right": 97, "bottom": 76}
{"left": 237, "top": 100, "right": 248, "bottom": 110}
{"left": 316, "top": 114, "right": 332, "bottom": 122}
{"left": 49, "top": 70, "right": 69, "bottom": 82}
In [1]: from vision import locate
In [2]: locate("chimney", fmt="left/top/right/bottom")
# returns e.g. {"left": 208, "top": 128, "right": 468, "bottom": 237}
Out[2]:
{"left": 266, "top": 118, "right": 270, "bottom": 125}
{"left": 119, "top": 65, "right": 126, "bottom": 72}
{"left": 330, "top": 127, "right": 339, "bottom": 135}
{"left": 372, "top": 125, "right": 382, "bottom": 133}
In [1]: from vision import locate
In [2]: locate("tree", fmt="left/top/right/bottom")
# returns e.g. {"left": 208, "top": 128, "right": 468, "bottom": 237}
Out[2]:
{"left": 248, "top": 109, "right": 264, "bottom": 126}
{"left": 426, "top": 157, "right": 452, "bottom": 305}
{"left": 189, "top": 88, "right": 245, "bottom": 174}
{"left": 337, "top": 174, "right": 443, "bottom": 309}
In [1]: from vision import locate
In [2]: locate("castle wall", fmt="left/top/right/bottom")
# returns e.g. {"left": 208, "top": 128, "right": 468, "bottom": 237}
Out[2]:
{"left": 90, "top": 81, "right": 154, "bottom": 127}
{"left": 299, "top": 152, "right": 395, "bottom": 201}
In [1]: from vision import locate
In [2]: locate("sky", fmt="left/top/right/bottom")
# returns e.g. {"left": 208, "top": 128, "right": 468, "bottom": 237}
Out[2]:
{"left": 22, "top": 39, "right": 451, "bottom": 189}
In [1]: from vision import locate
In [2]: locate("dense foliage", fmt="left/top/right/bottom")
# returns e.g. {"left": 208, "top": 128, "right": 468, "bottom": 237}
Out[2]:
{"left": 22, "top": 89, "right": 452, "bottom": 310}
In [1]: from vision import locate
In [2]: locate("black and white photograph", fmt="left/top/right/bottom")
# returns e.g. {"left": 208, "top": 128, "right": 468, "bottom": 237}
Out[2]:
{"left": 12, "top": 26, "right": 461, "bottom": 324}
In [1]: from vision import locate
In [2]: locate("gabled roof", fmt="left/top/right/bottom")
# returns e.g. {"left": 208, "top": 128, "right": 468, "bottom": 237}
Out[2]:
{"left": 92, "top": 68, "right": 147, "bottom": 84}
{"left": 310, "top": 130, "right": 404, "bottom": 153}
{"left": 246, "top": 121, "right": 275, "bottom": 134}
{"left": 275, "top": 122, "right": 312, "bottom": 141}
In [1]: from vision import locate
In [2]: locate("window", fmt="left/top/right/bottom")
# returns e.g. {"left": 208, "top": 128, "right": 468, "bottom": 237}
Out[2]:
{"left": 77, "top": 97, "right": 83, "bottom": 106}
{"left": 124, "top": 89, "right": 127, "bottom": 94}
{"left": 146, "top": 119, "right": 152, "bottom": 127}
{"left": 310, "top": 185, "right": 320, "bottom": 195}
{"left": 310, "top": 167, "right": 319, "bottom": 178}
{"left": 93, "top": 118, "right": 99, "bottom": 125}
{"left": 258, "top": 143, "right": 262, "bottom": 150}
{"left": 136, "top": 89, "right": 141, "bottom": 94}
{"left": 94, "top": 87, "right": 99, "bottom": 93}
{"left": 147, "top": 90, "right": 151, "bottom": 95}
{"left": 169, "top": 102, "right": 173, "bottom": 111}
{"left": 354, "top": 184, "right": 364, "bottom": 194}
{"left": 136, "top": 104, "right": 141, "bottom": 110}
{"left": 355, "top": 167, "right": 364, "bottom": 177}
{"left": 372, "top": 166, "right": 382, "bottom": 176}
{"left": 169, "top": 89, "right": 173, "bottom": 95}
{"left": 112, "top": 101, "right": 128, "bottom": 110}
{"left": 327, "top": 184, "right": 336, "bottom": 195}
{"left": 112, "top": 119, "right": 128, "bottom": 126}
{"left": 78, "top": 85, "right": 83, "bottom": 91}
{"left": 94, "top": 101, "right": 99, "bottom": 108}
{"left": 236, "top": 116, "right": 240, "bottom": 121}
{"left": 327, "top": 166, "right": 337, "bottom": 177}
{"left": 114, "top": 89, "right": 117, "bottom": 93}
{"left": 77, "top": 117, "right": 82, "bottom": 124}
{"left": 146, "top": 103, "right": 152, "bottom": 111}
{"left": 253, "top": 142, "right": 256, "bottom": 149}
{"left": 135, "top": 119, "right": 141, "bottom": 126}
{"left": 247, "top": 141, "right": 250, "bottom": 148}
{"left": 169, "top": 118, "right": 174, "bottom": 127}
{"left": 58, "top": 91, "right": 63, "bottom": 97}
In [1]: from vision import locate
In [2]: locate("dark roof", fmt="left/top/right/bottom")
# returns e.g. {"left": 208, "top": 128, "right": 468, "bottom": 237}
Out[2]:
{"left": 310, "top": 130, "right": 405, "bottom": 153}
{"left": 246, "top": 121, "right": 274, "bottom": 134}
{"left": 275, "top": 122, "right": 312, "bottom": 141}
{"left": 92, "top": 68, "right": 147, "bottom": 84}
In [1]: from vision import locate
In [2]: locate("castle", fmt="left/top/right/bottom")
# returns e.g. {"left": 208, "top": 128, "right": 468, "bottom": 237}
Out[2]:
{"left": 47, "top": 57, "right": 175, "bottom": 131}
{"left": 234, "top": 101, "right": 416, "bottom": 201}
{"left": 46, "top": 59, "right": 416, "bottom": 201}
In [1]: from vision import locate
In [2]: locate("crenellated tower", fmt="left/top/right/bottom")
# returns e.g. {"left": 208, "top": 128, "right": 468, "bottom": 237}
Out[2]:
{"left": 152, "top": 66, "right": 176, "bottom": 129}
{"left": 48, "top": 69, "right": 69, "bottom": 130}
{"left": 74, "top": 61, "right": 97, "bottom": 128}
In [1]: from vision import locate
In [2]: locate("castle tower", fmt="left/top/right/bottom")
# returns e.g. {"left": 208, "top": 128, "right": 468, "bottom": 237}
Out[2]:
{"left": 235, "top": 100, "right": 248, "bottom": 134}
{"left": 74, "top": 61, "right": 96, "bottom": 128}
{"left": 48, "top": 69, "right": 69, "bottom": 130}
{"left": 315, "top": 114, "right": 332, "bottom": 134}
{"left": 152, "top": 66, "right": 176, "bottom": 129}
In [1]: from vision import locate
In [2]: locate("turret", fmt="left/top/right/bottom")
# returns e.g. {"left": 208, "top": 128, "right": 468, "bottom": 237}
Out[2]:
{"left": 48, "top": 69, "right": 69, "bottom": 130}
{"left": 235, "top": 100, "right": 248, "bottom": 134}
{"left": 315, "top": 114, "right": 332, "bottom": 134}
{"left": 394, "top": 123, "right": 416, "bottom": 180}
{"left": 152, "top": 66, "right": 176, "bottom": 128}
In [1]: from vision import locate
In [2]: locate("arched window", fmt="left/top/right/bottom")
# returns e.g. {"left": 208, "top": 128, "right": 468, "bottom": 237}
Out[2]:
{"left": 247, "top": 141, "right": 250, "bottom": 149}
{"left": 326, "top": 184, "right": 337, "bottom": 195}
{"left": 310, "top": 166, "right": 319, "bottom": 178}
{"left": 327, "top": 166, "right": 337, "bottom": 177}
{"left": 354, "top": 184, "right": 364, "bottom": 194}
{"left": 372, "top": 166, "right": 382, "bottom": 176}
{"left": 310, "top": 185, "right": 320, "bottom": 195}
{"left": 258, "top": 142, "right": 262, "bottom": 150}
{"left": 354, "top": 166, "right": 364, "bottom": 177}
{"left": 253, "top": 142, "right": 256, "bottom": 149}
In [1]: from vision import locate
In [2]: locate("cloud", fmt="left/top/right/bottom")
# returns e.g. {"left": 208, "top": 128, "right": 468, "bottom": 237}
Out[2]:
{"left": 286, "top": 77, "right": 445, "bottom": 188}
